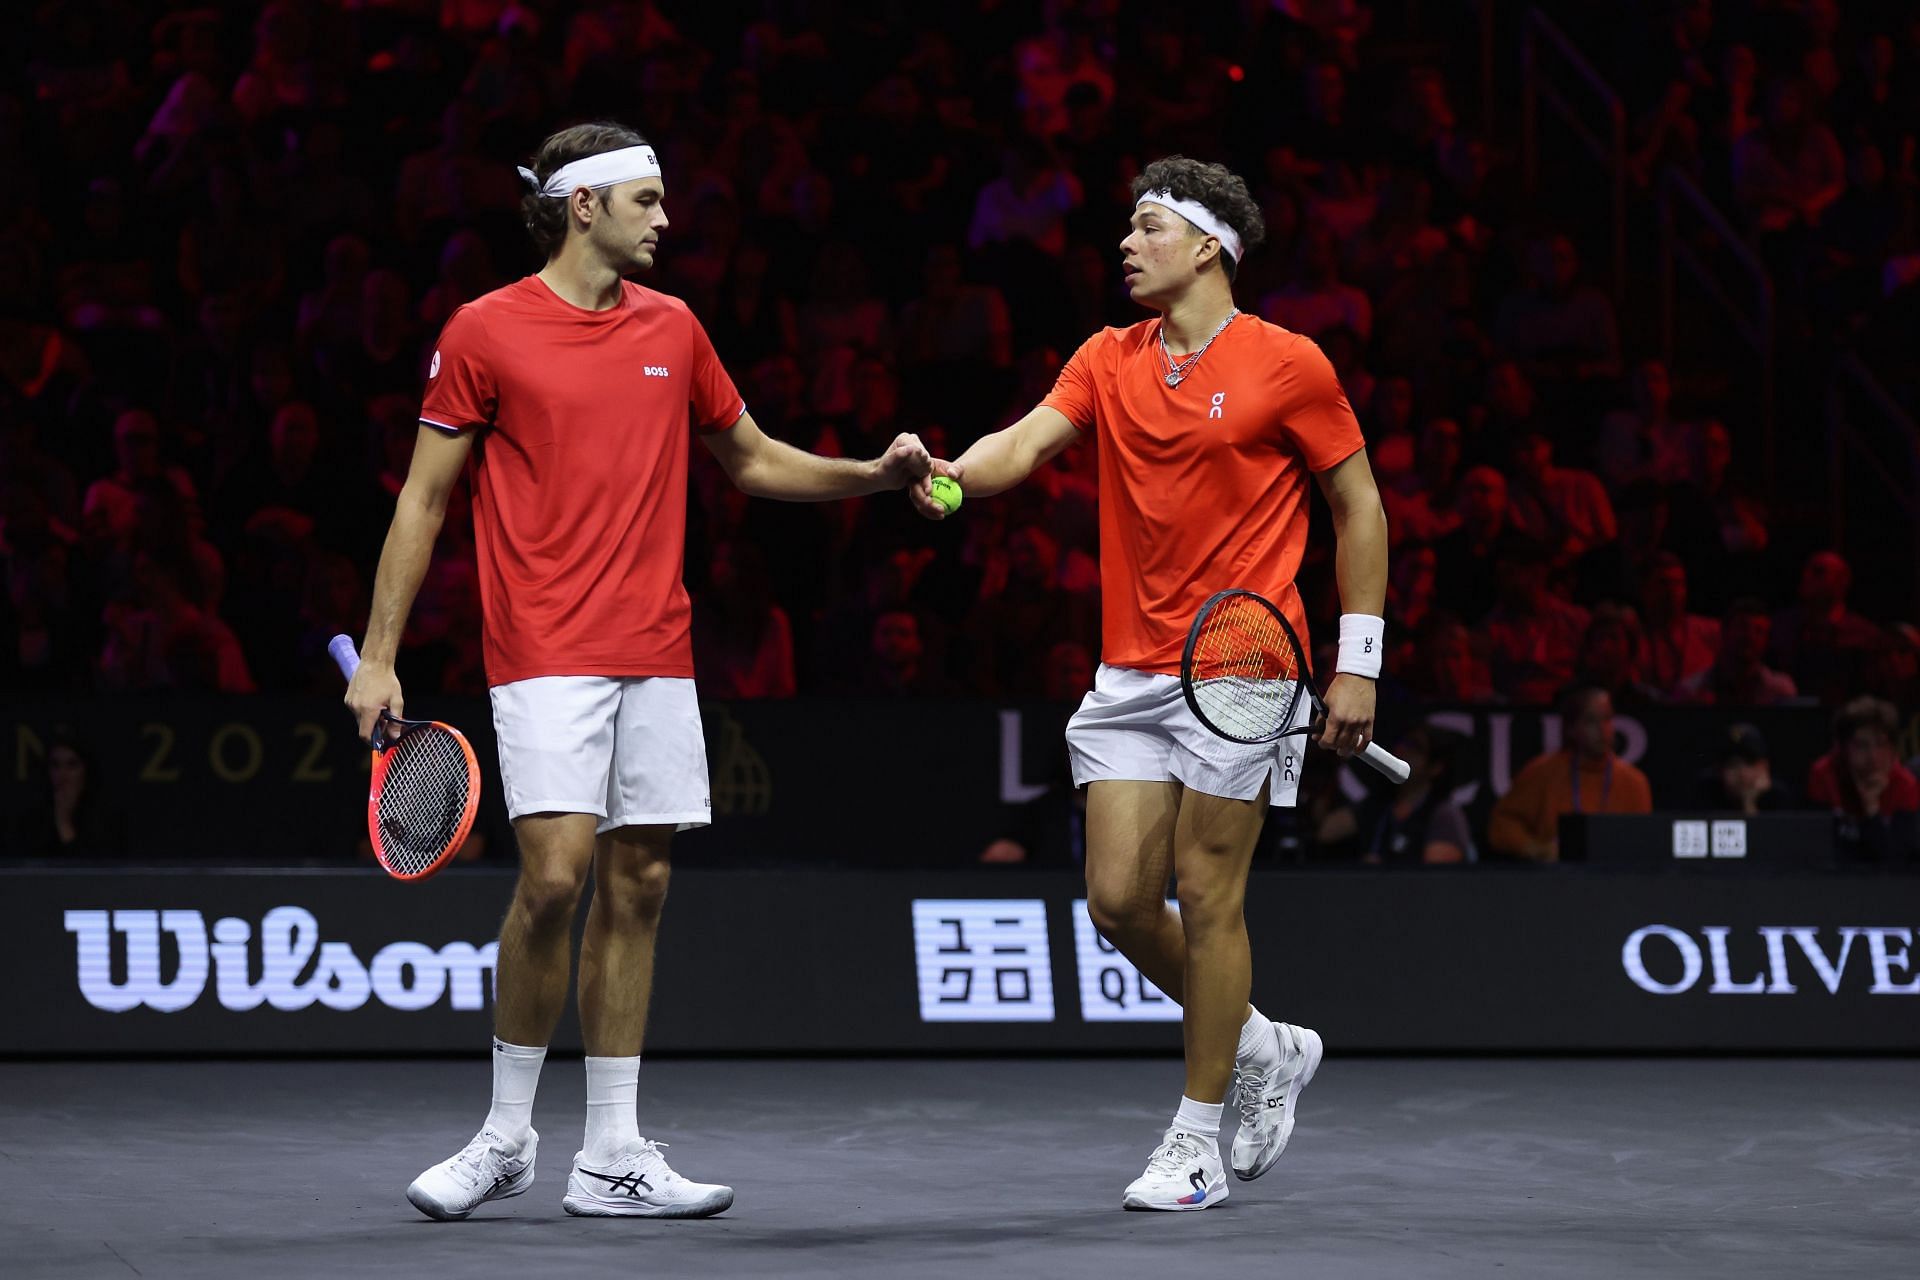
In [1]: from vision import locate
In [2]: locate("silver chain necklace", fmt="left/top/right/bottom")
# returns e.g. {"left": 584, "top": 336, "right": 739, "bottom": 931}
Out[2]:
{"left": 1157, "top": 309, "right": 1238, "bottom": 387}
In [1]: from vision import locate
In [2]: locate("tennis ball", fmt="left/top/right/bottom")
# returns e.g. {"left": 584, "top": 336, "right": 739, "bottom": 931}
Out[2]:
{"left": 929, "top": 475, "right": 963, "bottom": 514}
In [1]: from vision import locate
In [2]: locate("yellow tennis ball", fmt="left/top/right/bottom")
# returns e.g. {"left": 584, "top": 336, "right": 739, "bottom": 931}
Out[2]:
{"left": 930, "top": 475, "right": 963, "bottom": 514}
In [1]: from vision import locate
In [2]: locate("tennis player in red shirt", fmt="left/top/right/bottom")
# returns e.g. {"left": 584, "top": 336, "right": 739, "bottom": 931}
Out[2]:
{"left": 912, "top": 157, "right": 1390, "bottom": 1211}
{"left": 345, "top": 122, "right": 930, "bottom": 1222}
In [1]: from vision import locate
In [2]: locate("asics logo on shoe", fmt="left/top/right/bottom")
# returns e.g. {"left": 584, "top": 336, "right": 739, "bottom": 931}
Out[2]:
{"left": 486, "top": 1171, "right": 519, "bottom": 1195}
{"left": 581, "top": 1168, "right": 654, "bottom": 1197}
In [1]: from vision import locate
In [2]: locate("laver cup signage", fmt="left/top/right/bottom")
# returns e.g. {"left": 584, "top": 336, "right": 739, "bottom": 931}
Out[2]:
{"left": 3, "top": 869, "right": 1915, "bottom": 1054}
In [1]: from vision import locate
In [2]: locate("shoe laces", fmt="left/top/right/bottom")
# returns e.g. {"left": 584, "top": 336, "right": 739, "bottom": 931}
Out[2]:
{"left": 1233, "top": 1061, "right": 1278, "bottom": 1128}
{"left": 629, "top": 1138, "right": 679, "bottom": 1184}
{"left": 1146, "top": 1131, "right": 1210, "bottom": 1176}
{"left": 447, "top": 1133, "right": 499, "bottom": 1190}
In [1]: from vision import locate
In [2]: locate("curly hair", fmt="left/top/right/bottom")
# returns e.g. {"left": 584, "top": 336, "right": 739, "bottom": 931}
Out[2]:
{"left": 1130, "top": 156, "right": 1266, "bottom": 282}
{"left": 520, "top": 121, "right": 650, "bottom": 258}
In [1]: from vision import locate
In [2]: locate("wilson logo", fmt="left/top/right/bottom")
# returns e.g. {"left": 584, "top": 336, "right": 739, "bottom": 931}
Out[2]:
{"left": 64, "top": 907, "right": 497, "bottom": 1013}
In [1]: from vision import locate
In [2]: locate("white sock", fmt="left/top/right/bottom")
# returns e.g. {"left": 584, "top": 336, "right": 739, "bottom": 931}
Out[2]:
{"left": 584, "top": 1055, "right": 641, "bottom": 1162}
{"left": 1172, "top": 1095, "right": 1224, "bottom": 1140}
{"left": 1237, "top": 1005, "right": 1282, "bottom": 1071}
{"left": 483, "top": 1038, "right": 547, "bottom": 1145}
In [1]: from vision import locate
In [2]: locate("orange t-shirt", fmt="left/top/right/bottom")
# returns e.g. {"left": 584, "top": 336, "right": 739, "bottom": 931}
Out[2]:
{"left": 1040, "top": 315, "right": 1365, "bottom": 673}
{"left": 420, "top": 276, "right": 745, "bottom": 686}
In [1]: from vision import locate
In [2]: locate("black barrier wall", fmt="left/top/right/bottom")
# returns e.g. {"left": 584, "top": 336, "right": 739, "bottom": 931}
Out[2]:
{"left": 5, "top": 868, "right": 1916, "bottom": 1055}
{"left": 3, "top": 698, "right": 1851, "bottom": 865}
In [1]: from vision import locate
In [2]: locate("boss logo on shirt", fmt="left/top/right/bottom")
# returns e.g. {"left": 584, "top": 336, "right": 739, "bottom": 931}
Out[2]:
{"left": 643, "top": 365, "right": 670, "bottom": 378}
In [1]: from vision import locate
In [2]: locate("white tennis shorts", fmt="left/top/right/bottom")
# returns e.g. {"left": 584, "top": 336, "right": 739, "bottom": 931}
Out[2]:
{"left": 1066, "top": 663, "right": 1311, "bottom": 806}
{"left": 488, "top": 675, "right": 711, "bottom": 833}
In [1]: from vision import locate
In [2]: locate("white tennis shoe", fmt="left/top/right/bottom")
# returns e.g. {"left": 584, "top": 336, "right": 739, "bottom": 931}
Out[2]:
{"left": 406, "top": 1126, "right": 537, "bottom": 1220}
{"left": 1122, "top": 1128, "right": 1228, "bottom": 1211}
{"left": 1231, "top": 1021, "right": 1323, "bottom": 1180}
{"left": 563, "top": 1139, "right": 734, "bottom": 1218}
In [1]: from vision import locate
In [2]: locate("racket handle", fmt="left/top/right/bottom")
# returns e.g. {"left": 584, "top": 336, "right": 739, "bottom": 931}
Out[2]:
{"left": 1360, "top": 739, "right": 1412, "bottom": 785}
{"left": 328, "top": 634, "right": 361, "bottom": 682}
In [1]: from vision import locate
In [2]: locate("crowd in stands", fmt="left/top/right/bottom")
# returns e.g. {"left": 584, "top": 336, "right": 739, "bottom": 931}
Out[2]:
{"left": 3, "top": 2, "right": 1917, "bottom": 866}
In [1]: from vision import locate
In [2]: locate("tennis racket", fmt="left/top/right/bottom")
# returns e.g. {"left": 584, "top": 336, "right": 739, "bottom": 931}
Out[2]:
{"left": 1181, "top": 589, "right": 1411, "bottom": 784}
{"left": 330, "top": 635, "right": 481, "bottom": 881}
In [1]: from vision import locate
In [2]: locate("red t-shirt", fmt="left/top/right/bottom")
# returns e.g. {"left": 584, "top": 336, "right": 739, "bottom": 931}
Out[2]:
{"left": 1040, "top": 315, "right": 1365, "bottom": 673}
{"left": 1807, "top": 751, "right": 1920, "bottom": 817}
{"left": 420, "top": 276, "right": 744, "bottom": 686}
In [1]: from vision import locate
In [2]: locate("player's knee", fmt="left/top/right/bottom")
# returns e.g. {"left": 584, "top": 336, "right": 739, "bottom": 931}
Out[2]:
{"left": 601, "top": 856, "right": 671, "bottom": 923}
{"left": 1086, "top": 882, "right": 1160, "bottom": 940}
{"left": 1174, "top": 873, "right": 1244, "bottom": 931}
{"left": 513, "top": 862, "right": 589, "bottom": 928}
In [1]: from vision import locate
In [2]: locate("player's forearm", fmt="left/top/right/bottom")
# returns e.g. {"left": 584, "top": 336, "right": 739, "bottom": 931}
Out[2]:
{"left": 953, "top": 427, "right": 1040, "bottom": 498}
{"left": 1330, "top": 501, "right": 1389, "bottom": 617}
{"left": 361, "top": 492, "right": 446, "bottom": 667}
{"left": 734, "top": 436, "right": 892, "bottom": 501}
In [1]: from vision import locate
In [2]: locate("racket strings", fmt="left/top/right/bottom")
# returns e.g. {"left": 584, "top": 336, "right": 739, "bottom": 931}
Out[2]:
{"left": 1191, "top": 598, "right": 1302, "bottom": 742}
{"left": 377, "top": 728, "right": 471, "bottom": 876}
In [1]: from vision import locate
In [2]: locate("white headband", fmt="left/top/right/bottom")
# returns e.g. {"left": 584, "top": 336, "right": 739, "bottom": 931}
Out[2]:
{"left": 1135, "top": 189, "right": 1243, "bottom": 263}
{"left": 517, "top": 145, "right": 662, "bottom": 199}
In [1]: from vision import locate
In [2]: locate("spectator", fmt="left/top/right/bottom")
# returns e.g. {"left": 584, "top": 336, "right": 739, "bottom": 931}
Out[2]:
{"left": 966, "top": 523, "right": 1098, "bottom": 700}
{"left": 1732, "top": 77, "right": 1846, "bottom": 234}
{"left": 1364, "top": 375, "right": 1418, "bottom": 491}
{"left": 216, "top": 403, "right": 333, "bottom": 549}
{"left": 1864, "top": 623, "right": 1920, "bottom": 709}
{"left": 899, "top": 243, "right": 1014, "bottom": 373}
{"left": 1318, "top": 724, "right": 1477, "bottom": 865}
{"left": 1770, "top": 550, "right": 1882, "bottom": 703}
{"left": 1504, "top": 430, "right": 1617, "bottom": 569}
{"left": 1430, "top": 465, "right": 1514, "bottom": 623}
{"left": 1598, "top": 358, "right": 1694, "bottom": 493}
{"left": 1492, "top": 233, "right": 1620, "bottom": 381}
{"left": 967, "top": 137, "right": 1083, "bottom": 257}
{"left": 1576, "top": 601, "right": 1661, "bottom": 708}
{"left": 1692, "top": 722, "right": 1794, "bottom": 814}
{"left": 1259, "top": 223, "right": 1373, "bottom": 342}
{"left": 419, "top": 229, "right": 503, "bottom": 334}
{"left": 1640, "top": 551, "right": 1721, "bottom": 699}
{"left": 98, "top": 551, "right": 254, "bottom": 693}
{"left": 692, "top": 539, "right": 796, "bottom": 700}
{"left": 1042, "top": 640, "right": 1096, "bottom": 702}
{"left": 1681, "top": 597, "right": 1800, "bottom": 706}
{"left": 18, "top": 728, "right": 125, "bottom": 859}
{"left": 1483, "top": 538, "right": 1589, "bottom": 705}
{"left": 82, "top": 411, "right": 198, "bottom": 550}
{"left": 869, "top": 609, "right": 953, "bottom": 696}
{"left": 1397, "top": 610, "right": 1494, "bottom": 704}
{"left": 1386, "top": 541, "right": 1438, "bottom": 635}
{"left": 1488, "top": 684, "right": 1653, "bottom": 862}
{"left": 1381, "top": 416, "right": 1464, "bottom": 548}
{"left": 1806, "top": 696, "right": 1920, "bottom": 864}
{"left": 1659, "top": 419, "right": 1771, "bottom": 612}
{"left": 1476, "top": 359, "right": 1546, "bottom": 462}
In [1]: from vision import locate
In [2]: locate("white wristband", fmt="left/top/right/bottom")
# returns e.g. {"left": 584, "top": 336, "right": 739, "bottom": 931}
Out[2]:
{"left": 1336, "top": 614, "right": 1385, "bottom": 679}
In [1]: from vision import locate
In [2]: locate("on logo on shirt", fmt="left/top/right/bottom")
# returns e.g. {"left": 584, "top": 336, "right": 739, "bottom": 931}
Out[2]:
{"left": 1208, "top": 391, "right": 1225, "bottom": 420}
{"left": 644, "top": 365, "right": 670, "bottom": 378}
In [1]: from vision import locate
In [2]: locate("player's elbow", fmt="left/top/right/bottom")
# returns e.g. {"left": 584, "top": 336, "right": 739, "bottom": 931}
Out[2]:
{"left": 396, "top": 481, "right": 454, "bottom": 528}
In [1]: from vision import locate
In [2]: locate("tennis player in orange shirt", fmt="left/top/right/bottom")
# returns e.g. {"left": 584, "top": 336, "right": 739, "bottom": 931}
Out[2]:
{"left": 912, "top": 157, "right": 1390, "bottom": 1211}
